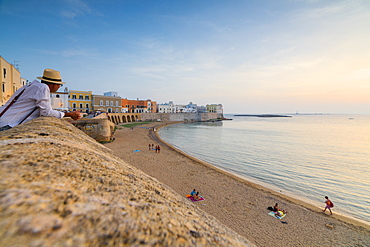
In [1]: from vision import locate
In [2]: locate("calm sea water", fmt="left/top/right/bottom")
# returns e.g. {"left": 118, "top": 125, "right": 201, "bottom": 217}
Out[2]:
{"left": 158, "top": 114, "right": 370, "bottom": 225}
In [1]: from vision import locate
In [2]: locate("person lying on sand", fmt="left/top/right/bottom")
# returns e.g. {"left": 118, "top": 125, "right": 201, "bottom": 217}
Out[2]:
{"left": 273, "top": 203, "right": 287, "bottom": 216}
{"left": 193, "top": 192, "right": 201, "bottom": 201}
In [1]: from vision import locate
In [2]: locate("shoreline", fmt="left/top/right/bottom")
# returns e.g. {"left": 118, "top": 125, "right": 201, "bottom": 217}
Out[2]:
{"left": 153, "top": 122, "right": 370, "bottom": 230}
{"left": 105, "top": 121, "right": 370, "bottom": 246}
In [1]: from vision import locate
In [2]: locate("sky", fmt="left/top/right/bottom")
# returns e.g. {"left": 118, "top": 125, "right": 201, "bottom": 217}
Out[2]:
{"left": 1, "top": 0, "right": 370, "bottom": 114}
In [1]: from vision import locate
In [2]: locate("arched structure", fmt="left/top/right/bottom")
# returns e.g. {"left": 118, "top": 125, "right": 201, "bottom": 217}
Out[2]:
{"left": 98, "top": 113, "right": 141, "bottom": 125}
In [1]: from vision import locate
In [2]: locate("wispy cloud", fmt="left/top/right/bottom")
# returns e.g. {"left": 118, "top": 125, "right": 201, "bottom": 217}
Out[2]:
{"left": 39, "top": 48, "right": 97, "bottom": 58}
{"left": 61, "top": 0, "right": 102, "bottom": 19}
{"left": 61, "top": 0, "right": 89, "bottom": 18}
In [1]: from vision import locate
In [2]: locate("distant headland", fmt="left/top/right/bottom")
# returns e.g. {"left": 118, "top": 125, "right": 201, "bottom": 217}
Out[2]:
{"left": 234, "top": 114, "right": 292, "bottom": 118}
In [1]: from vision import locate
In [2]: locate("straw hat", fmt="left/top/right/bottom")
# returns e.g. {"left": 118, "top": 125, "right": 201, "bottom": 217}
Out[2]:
{"left": 37, "top": 69, "right": 66, "bottom": 85}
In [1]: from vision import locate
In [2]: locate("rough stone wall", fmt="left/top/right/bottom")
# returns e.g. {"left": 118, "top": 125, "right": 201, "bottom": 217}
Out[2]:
{"left": 141, "top": 112, "right": 223, "bottom": 122}
{"left": 0, "top": 117, "right": 254, "bottom": 246}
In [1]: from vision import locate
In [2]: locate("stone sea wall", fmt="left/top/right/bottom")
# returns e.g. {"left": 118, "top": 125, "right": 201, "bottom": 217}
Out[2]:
{"left": 141, "top": 112, "right": 223, "bottom": 122}
{"left": 0, "top": 117, "right": 254, "bottom": 246}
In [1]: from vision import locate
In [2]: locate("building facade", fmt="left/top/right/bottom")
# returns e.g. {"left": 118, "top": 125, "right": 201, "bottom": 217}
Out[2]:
{"left": 50, "top": 87, "right": 69, "bottom": 111}
{"left": 0, "top": 56, "right": 27, "bottom": 106}
{"left": 157, "top": 101, "right": 176, "bottom": 113}
{"left": 177, "top": 102, "right": 197, "bottom": 113}
{"left": 121, "top": 98, "right": 157, "bottom": 113}
{"left": 93, "top": 95, "right": 122, "bottom": 113}
{"left": 69, "top": 90, "right": 93, "bottom": 113}
{"left": 206, "top": 104, "right": 223, "bottom": 114}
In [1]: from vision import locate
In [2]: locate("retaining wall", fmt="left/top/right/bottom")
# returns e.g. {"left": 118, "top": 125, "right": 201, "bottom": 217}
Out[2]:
{"left": 141, "top": 112, "right": 223, "bottom": 122}
{"left": 0, "top": 117, "right": 254, "bottom": 246}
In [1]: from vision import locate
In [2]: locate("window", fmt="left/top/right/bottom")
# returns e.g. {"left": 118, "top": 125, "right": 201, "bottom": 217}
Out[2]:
{"left": 56, "top": 95, "right": 60, "bottom": 98}
{"left": 100, "top": 100, "right": 103, "bottom": 106}
{"left": 85, "top": 95, "right": 89, "bottom": 100}
{"left": 86, "top": 103, "right": 89, "bottom": 109}
{"left": 110, "top": 101, "right": 113, "bottom": 106}
{"left": 106, "top": 101, "right": 109, "bottom": 106}
{"left": 79, "top": 103, "right": 83, "bottom": 108}
{"left": 79, "top": 95, "right": 83, "bottom": 100}
{"left": 3, "top": 68, "right": 6, "bottom": 78}
{"left": 72, "top": 95, "right": 77, "bottom": 99}
{"left": 116, "top": 101, "right": 119, "bottom": 107}
{"left": 2, "top": 84, "right": 5, "bottom": 92}
{"left": 72, "top": 103, "right": 76, "bottom": 108}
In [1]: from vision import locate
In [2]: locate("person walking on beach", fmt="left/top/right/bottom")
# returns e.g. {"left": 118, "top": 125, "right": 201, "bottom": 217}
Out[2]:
{"left": 157, "top": 145, "right": 160, "bottom": 153}
{"left": 323, "top": 196, "right": 334, "bottom": 215}
{"left": 0, "top": 68, "right": 81, "bottom": 131}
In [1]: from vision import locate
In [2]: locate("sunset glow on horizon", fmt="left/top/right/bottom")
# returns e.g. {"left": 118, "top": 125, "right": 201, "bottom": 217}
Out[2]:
{"left": 1, "top": 0, "right": 369, "bottom": 114}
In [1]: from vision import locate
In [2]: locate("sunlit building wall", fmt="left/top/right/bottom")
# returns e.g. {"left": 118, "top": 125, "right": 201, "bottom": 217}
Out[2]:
{"left": 69, "top": 90, "right": 93, "bottom": 113}
{"left": 206, "top": 104, "right": 223, "bottom": 114}
{"left": 93, "top": 94, "right": 122, "bottom": 113}
{"left": 121, "top": 98, "right": 157, "bottom": 113}
{"left": 0, "top": 56, "right": 26, "bottom": 106}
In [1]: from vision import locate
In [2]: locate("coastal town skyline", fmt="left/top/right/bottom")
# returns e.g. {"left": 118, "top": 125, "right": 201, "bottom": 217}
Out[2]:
{"left": 1, "top": 0, "right": 370, "bottom": 114}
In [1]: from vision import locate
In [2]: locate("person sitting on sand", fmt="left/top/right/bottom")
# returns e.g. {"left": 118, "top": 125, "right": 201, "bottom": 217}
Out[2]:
{"left": 193, "top": 192, "right": 200, "bottom": 201}
{"left": 323, "top": 196, "right": 334, "bottom": 215}
{"left": 273, "top": 203, "right": 287, "bottom": 216}
{"left": 190, "top": 189, "right": 197, "bottom": 197}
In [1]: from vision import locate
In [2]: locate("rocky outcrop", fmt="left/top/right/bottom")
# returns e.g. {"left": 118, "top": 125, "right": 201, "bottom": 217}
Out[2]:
{"left": 0, "top": 117, "right": 254, "bottom": 246}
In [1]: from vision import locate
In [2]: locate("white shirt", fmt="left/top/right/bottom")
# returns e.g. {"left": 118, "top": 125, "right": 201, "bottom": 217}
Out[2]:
{"left": 0, "top": 80, "right": 65, "bottom": 127}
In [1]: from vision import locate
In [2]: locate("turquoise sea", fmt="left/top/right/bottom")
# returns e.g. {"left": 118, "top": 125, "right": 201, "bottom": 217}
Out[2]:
{"left": 158, "top": 114, "right": 370, "bottom": 225}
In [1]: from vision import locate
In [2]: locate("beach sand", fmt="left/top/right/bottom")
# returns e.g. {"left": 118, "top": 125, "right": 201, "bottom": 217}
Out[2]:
{"left": 105, "top": 122, "right": 370, "bottom": 247}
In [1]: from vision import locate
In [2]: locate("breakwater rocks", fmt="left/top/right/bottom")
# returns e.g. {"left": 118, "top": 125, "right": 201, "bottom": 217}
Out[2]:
{"left": 0, "top": 117, "right": 254, "bottom": 246}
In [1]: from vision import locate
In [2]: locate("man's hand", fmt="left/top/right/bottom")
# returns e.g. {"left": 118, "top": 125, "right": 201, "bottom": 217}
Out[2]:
{"left": 64, "top": 111, "right": 82, "bottom": 120}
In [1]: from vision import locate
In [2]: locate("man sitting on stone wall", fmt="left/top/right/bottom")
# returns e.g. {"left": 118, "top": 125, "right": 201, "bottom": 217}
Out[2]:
{"left": 0, "top": 68, "right": 81, "bottom": 131}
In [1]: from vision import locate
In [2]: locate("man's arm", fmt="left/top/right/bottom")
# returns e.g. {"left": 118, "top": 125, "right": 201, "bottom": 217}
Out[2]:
{"left": 64, "top": 111, "right": 81, "bottom": 120}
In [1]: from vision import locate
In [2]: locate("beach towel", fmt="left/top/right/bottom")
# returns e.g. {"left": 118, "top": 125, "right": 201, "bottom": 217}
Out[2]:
{"left": 268, "top": 211, "right": 286, "bottom": 219}
{"left": 187, "top": 196, "right": 205, "bottom": 202}
{"left": 133, "top": 150, "right": 140, "bottom": 153}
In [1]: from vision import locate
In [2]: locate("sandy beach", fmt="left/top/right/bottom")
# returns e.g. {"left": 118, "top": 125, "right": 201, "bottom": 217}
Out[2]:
{"left": 105, "top": 122, "right": 370, "bottom": 247}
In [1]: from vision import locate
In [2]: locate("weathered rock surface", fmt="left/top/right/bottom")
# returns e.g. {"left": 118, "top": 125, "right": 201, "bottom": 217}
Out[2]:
{"left": 0, "top": 117, "right": 254, "bottom": 246}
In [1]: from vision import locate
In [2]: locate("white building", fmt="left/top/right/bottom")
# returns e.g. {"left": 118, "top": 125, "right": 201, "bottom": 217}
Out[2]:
{"left": 157, "top": 101, "right": 176, "bottom": 113}
{"left": 50, "top": 88, "right": 69, "bottom": 111}
{"left": 174, "top": 102, "right": 198, "bottom": 113}
{"left": 197, "top": 105, "right": 207, "bottom": 113}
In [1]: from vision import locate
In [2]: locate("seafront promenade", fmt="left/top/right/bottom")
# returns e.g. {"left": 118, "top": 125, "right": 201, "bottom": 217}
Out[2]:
{"left": 105, "top": 122, "right": 370, "bottom": 247}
